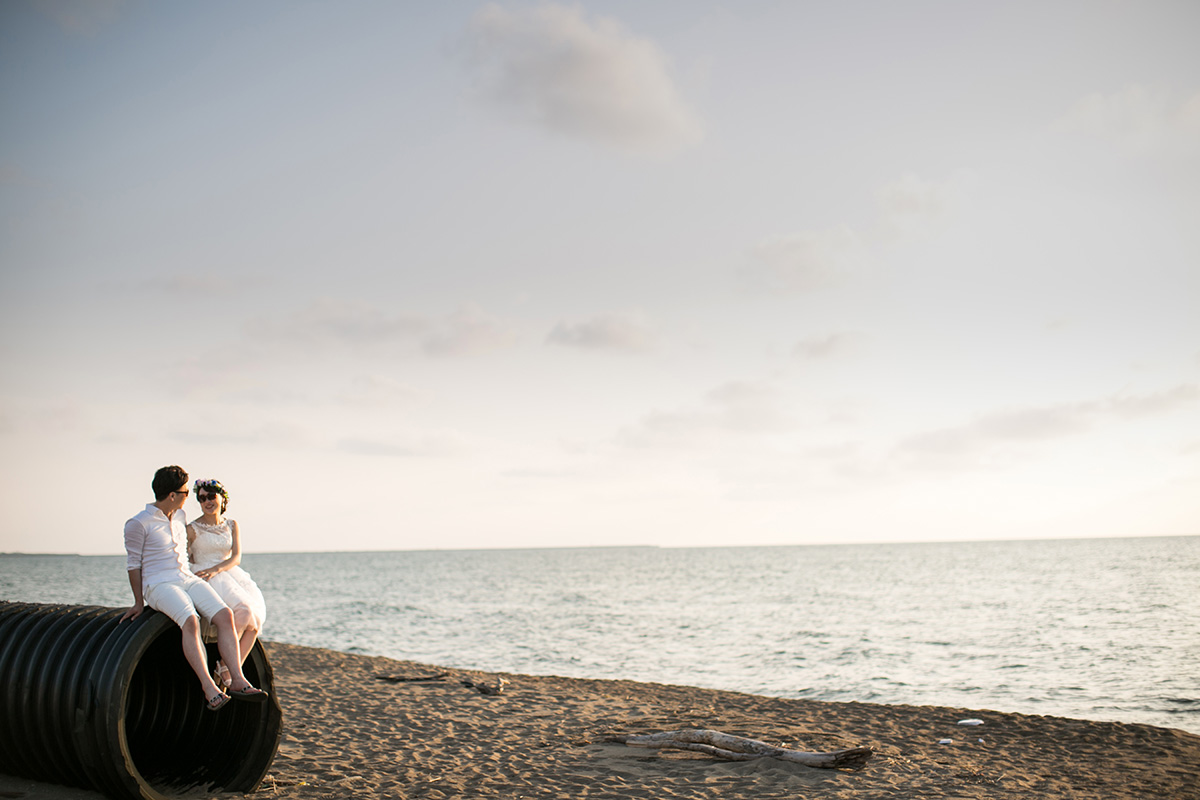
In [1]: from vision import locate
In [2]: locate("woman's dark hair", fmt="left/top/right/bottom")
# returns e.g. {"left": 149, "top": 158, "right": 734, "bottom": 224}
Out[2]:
{"left": 152, "top": 465, "right": 189, "bottom": 500}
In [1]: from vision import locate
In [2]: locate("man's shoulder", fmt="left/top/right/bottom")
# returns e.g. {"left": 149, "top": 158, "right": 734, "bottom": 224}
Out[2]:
{"left": 126, "top": 504, "right": 158, "bottom": 526}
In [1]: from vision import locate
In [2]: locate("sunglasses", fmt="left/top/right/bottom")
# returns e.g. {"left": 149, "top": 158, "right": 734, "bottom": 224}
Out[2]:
{"left": 197, "top": 492, "right": 221, "bottom": 503}
{"left": 173, "top": 488, "right": 189, "bottom": 497}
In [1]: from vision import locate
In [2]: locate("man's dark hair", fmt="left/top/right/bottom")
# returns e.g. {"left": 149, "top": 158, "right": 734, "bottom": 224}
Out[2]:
{"left": 152, "top": 465, "right": 189, "bottom": 500}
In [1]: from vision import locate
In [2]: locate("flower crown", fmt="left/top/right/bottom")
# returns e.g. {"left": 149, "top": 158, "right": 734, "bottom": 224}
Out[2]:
{"left": 193, "top": 479, "right": 229, "bottom": 502}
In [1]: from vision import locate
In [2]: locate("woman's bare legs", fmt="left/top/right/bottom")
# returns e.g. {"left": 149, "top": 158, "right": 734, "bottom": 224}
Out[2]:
{"left": 232, "top": 605, "right": 260, "bottom": 666}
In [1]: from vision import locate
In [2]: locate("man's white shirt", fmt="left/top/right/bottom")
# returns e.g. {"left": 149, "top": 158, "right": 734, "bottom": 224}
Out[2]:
{"left": 124, "top": 503, "right": 191, "bottom": 591}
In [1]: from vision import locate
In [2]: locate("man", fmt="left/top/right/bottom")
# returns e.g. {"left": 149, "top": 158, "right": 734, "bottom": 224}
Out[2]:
{"left": 120, "top": 465, "right": 267, "bottom": 711}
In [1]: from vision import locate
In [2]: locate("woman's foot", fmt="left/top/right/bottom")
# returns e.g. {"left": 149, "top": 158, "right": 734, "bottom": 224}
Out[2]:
{"left": 212, "top": 662, "right": 232, "bottom": 689}
{"left": 205, "top": 692, "right": 230, "bottom": 712}
{"left": 228, "top": 682, "right": 269, "bottom": 702}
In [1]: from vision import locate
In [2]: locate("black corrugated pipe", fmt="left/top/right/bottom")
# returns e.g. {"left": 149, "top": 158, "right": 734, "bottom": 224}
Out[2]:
{"left": 0, "top": 601, "right": 283, "bottom": 800}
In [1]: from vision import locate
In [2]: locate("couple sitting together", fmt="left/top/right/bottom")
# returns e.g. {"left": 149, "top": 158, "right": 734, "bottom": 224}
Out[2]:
{"left": 121, "top": 465, "right": 269, "bottom": 712}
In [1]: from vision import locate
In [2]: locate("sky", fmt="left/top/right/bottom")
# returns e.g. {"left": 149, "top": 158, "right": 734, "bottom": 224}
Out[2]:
{"left": 1, "top": 0, "right": 1197, "bottom": 555}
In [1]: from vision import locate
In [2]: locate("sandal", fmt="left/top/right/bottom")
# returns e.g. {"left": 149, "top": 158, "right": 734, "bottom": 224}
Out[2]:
{"left": 213, "top": 662, "right": 232, "bottom": 689}
{"left": 229, "top": 685, "right": 269, "bottom": 702}
{"left": 205, "top": 692, "right": 230, "bottom": 712}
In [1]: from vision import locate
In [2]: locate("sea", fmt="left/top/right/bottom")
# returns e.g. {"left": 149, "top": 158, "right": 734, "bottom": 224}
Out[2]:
{"left": 2, "top": 537, "right": 1198, "bottom": 735}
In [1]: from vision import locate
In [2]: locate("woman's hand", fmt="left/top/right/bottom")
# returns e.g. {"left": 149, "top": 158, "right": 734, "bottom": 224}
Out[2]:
{"left": 195, "top": 558, "right": 234, "bottom": 580}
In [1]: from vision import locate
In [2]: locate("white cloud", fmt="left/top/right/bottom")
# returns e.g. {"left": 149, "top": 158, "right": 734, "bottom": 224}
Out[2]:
{"left": 894, "top": 385, "right": 1198, "bottom": 466}
{"left": 421, "top": 305, "right": 517, "bottom": 357}
{"left": 337, "top": 375, "right": 427, "bottom": 409}
{"left": 1180, "top": 93, "right": 1200, "bottom": 136}
{"left": 136, "top": 273, "right": 244, "bottom": 295}
{"left": 252, "top": 298, "right": 426, "bottom": 346}
{"left": 337, "top": 432, "right": 467, "bottom": 458}
{"left": 746, "top": 171, "right": 963, "bottom": 294}
{"left": 874, "top": 172, "right": 960, "bottom": 241}
{"left": 616, "top": 380, "right": 792, "bottom": 449}
{"left": 466, "top": 3, "right": 703, "bottom": 154}
{"left": 173, "top": 420, "right": 315, "bottom": 449}
{"left": 1052, "top": 84, "right": 1200, "bottom": 154}
{"left": 896, "top": 405, "right": 1091, "bottom": 461}
{"left": 746, "top": 225, "right": 863, "bottom": 292}
{"left": 1106, "top": 385, "right": 1199, "bottom": 419}
{"left": 0, "top": 400, "right": 90, "bottom": 436}
{"left": 250, "top": 300, "right": 516, "bottom": 357}
{"left": 547, "top": 313, "right": 655, "bottom": 353}
{"left": 792, "top": 331, "right": 863, "bottom": 360}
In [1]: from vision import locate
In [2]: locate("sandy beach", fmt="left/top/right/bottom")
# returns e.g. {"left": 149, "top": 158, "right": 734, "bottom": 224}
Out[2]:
{"left": 2, "top": 640, "right": 1198, "bottom": 799}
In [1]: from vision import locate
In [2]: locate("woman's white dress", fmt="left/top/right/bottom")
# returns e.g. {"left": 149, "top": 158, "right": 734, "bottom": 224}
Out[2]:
{"left": 190, "top": 519, "right": 267, "bottom": 632}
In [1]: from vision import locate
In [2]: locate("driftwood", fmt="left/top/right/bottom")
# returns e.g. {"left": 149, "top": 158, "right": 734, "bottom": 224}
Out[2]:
{"left": 611, "top": 729, "right": 873, "bottom": 770}
{"left": 461, "top": 677, "right": 510, "bottom": 696}
{"left": 375, "top": 671, "right": 510, "bottom": 696}
{"left": 375, "top": 672, "right": 452, "bottom": 683}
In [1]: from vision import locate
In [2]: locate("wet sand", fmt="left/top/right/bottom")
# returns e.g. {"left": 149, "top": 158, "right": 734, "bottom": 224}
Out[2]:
{"left": 3, "top": 641, "right": 1198, "bottom": 799}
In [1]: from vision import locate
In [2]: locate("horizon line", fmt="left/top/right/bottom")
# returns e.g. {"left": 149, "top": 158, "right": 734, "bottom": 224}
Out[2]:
{"left": 3, "top": 531, "right": 1197, "bottom": 558}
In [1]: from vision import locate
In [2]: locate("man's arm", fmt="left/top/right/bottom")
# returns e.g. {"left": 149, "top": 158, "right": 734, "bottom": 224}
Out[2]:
{"left": 121, "top": 517, "right": 146, "bottom": 622}
{"left": 120, "top": 568, "right": 144, "bottom": 621}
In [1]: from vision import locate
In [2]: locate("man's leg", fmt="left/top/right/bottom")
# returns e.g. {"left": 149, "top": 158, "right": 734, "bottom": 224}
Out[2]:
{"left": 145, "top": 582, "right": 225, "bottom": 703}
{"left": 181, "top": 615, "right": 225, "bottom": 703}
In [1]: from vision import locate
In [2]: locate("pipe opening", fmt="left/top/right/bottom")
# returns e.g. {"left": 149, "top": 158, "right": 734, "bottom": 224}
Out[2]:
{"left": 126, "top": 633, "right": 272, "bottom": 790}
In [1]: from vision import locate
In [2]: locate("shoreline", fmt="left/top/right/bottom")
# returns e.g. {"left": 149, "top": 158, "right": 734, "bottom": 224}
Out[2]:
{"left": 3, "top": 641, "right": 1198, "bottom": 799}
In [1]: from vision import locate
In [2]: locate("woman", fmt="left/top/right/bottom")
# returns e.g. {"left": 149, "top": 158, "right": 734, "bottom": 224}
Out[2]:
{"left": 187, "top": 478, "right": 267, "bottom": 688}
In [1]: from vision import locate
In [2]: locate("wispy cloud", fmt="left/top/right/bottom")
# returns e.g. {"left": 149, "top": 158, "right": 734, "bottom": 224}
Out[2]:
{"left": 547, "top": 313, "right": 656, "bottom": 353}
{"left": 1052, "top": 84, "right": 1200, "bottom": 154}
{"left": 894, "top": 385, "right": 1198, "bottom": 466}
{"left": 898, "top": 405, "right": 1090, "bottom": 459}
{"left": 1106, "top": 385, "right": 1200, "bottom": 419}
{"left": 421, "top": 305, "right": 518, "bottom": 357}
{"left": 616, "top": 381, "right": 792, "bottom": 449}
{"left": 250, "top": 300, "right": 516, "bottom": 357}
{"left": 874, "top": 172, "right": 961, "bottom": 241}
{"left": 0, "top": 400, "right": 89, "bottom": 436}
{"left": 336, "top": 375, "right": 427, "bottom": 409}
{"left": 745, "top": 225, "right": 863, "bottom": 292}
{"left": 745, "top": 171, "right": 964, "bottom": 293}
{"left": 792, "top": 331, "right": 864, "bottom": 360}
{"left": 135, "top": 273, "right": 246, "bottom": 295}
{"left": 252, "top": 299, "right": 425, "bottom": 346}
{"left": 172, "top": 420, "right": 314, "bottom": 449}
{"left": 337, "top": 432, "right": 466, "bottom": 458}
{"left": 465, "top": 3, "right": 703, "bottom": 154}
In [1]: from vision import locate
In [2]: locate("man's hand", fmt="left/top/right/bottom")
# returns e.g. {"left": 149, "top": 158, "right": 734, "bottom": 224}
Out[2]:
{"left": 124, "top": 568, "right": 144, "bottom": 621}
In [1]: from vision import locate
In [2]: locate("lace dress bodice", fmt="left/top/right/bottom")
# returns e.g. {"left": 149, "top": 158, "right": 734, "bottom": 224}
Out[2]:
{"left": 190, "top": 519, "right": 235, "bottom": 570}
{"left": 187, "top": 517, "right": 267, "bottom": 631}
